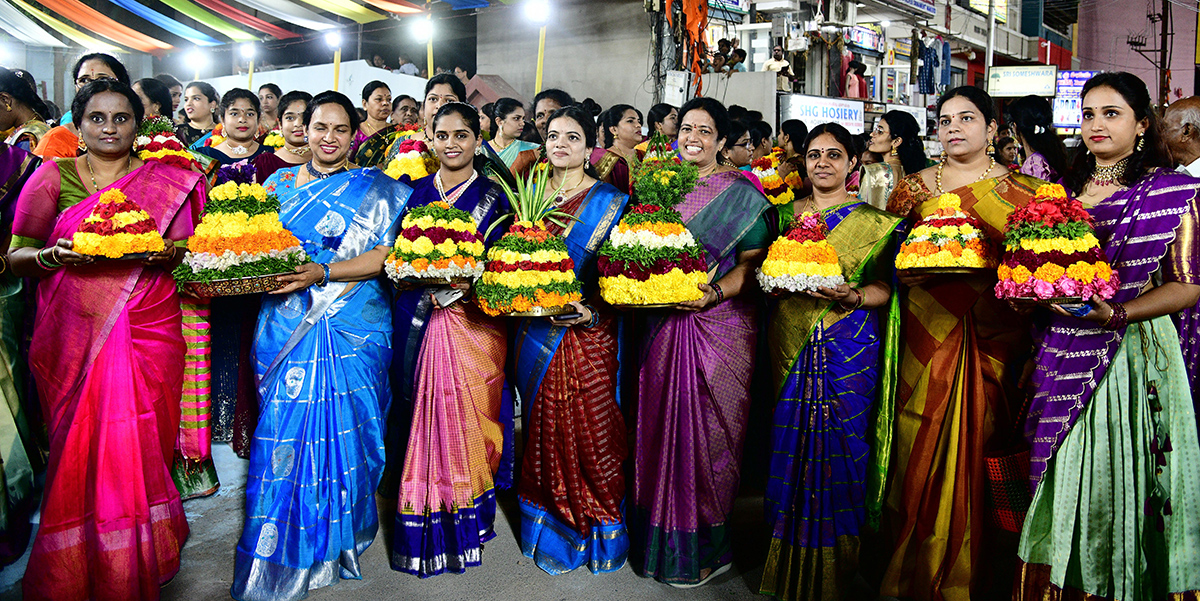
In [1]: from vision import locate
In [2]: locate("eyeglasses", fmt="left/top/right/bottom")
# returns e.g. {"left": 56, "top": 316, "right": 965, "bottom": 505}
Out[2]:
{"left": 76, "top": 75, "right": 115, "bottom": 86}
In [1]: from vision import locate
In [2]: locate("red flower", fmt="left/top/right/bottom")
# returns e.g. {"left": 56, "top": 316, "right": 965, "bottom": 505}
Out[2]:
{"left": 97, "top": 221, "right": 114, "bottom": 235}
{"left": 518, "top": 260, "right": 534, "bottom": 270}
{"left": 97, "top": 204, "right": 117, "bottom": 219}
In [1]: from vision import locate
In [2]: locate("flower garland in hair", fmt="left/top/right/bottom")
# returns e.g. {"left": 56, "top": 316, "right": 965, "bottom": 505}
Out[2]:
{"left": 751, "top": 147, "right": 795, "bottom": 206}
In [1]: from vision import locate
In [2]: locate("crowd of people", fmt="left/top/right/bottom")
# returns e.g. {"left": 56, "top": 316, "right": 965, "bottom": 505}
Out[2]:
{"left": 0, "top": 50, "right": 1199, "bottom": 601}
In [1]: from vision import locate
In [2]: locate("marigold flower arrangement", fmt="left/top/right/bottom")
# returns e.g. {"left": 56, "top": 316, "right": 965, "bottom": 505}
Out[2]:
{"left": 205, "top": 123, "right": 225, "bottom": 147}
{"left": 757, "top": 211, "right": 845, "bottom": 293}
{"left": 384, "top": 138, "right": 437, "bottom": 184}
{"left": 72, "top": 188, "right": 166, "bottom": 258}
{"left": 172, "top": 163, "right": 308, "bottom": 285}
{"left": 384, "top": 201, "right": 486, "bottom": 283}
{"left": 751, "top": 147, "right": 795, "bottom": 206}
{"left": 895, "top": 193, "right": 997, "bottom": 270}
{"left": 476, "top": 167, "right": 582, "bottom": 316}
{"left": 597, "top": 144, "right": 709, "bottom": 305}
{"left": 994, "top": 183, "right": 1119, "bottom": 300}
{"left": 261, "top": 129, "right": 284, "bottom": 148}
{"left": 135, "top": 116, "right": 200, "bottom": 171}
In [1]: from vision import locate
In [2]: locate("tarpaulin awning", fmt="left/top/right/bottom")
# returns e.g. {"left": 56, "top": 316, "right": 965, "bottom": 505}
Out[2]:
{"left": 185, "top": 0, "right": 300, "bottom": 38}
{"left": 438, "top": 0, "right": 487, "bottom": 8}
{"left": 358, "top": 0, "right": 420, "bottom": 15}
{"left": 0, "top": 0, "right": 67, "bottom": 46}
{"left": 10, "top": 0, "right": 126, "bottom": 52}
{"left": 106, "top": 0, "right": 223, "bottom": 45}
{"left": 225, "top": 0, "right": 339, "bottom": 31}
{"left": 292, "top": 0, "right": 384, "bottom": 23}
{"left": 159, "top": 0, "right": 262, "bottom": 41}
{"left": 34, "top": 0, "right": 172, "bottom": 53}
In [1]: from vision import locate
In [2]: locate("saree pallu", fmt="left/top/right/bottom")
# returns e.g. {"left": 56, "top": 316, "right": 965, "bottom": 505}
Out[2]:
{"left": 591, "top": 148, "right": 638, "bottom": 196}
{"left": 881, "top": 172, "right": 1042, "bottom": 601}
{"left": 1016, "top": 170, "right": 1200, "bottom": 598}
{"left": 388, "top": 175, "right": 512, "bottom": 578}
{"left": 514, "top": 182, "right": 630, "bottom": 576}
{"left": 482, "top": 139, "right": 539, "bottom": 181}
{"left": 632, "top": 171, "right": 769, "bottom": 585}
{"left": 170, "top": 299, "right": 220, "bottom": 499}
{"left": 17, "top": 162, "right": 204, "bottom": 601}
{"left": 233, "top": 168, "right": 409, "bottom": 601}
{"left": 353, "top": 127, "right": 398, "bottom": 168}
{"left": 761, "top": 202, "right": 903, "bottom": 601}
{"left": 858, "top": 161, "right": 899, "bottom": 211}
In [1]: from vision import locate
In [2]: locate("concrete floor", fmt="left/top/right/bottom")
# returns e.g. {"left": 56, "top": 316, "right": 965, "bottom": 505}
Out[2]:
{"left": 1, "top": 444, "right": 790, "bottom": 601}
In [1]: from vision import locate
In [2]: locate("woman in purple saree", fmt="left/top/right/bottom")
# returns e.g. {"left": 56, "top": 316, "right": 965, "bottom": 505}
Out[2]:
{"left": 1015, "top": 72, "right": 1200, "bottom": 599}
{"left": 10, "top": 81, "right": 203, "bottom": 601}
{"left": 632, "top": 97, "right": 771, "bottom": 587}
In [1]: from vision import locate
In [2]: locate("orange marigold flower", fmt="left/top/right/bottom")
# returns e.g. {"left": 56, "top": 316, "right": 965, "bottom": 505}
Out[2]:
{"left": 1011, "top": 265, "right": 1033, "bottom": 284}
{"left": 1033, "top": 263, "right": 1066, "bottom": 283}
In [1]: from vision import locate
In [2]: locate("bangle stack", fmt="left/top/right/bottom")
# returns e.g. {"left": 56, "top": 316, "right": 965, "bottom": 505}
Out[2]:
{"left": 318, "top": 263, "right": 331, "bottom": 287}
{"left": 1102, "top": 301, "right": 1128, "bottom": 331}
{"left": 35, "top": 248, "right": 61, "bottom": 270}
{"left": 581, "top": 305, "right": 600, "bottom": 329}
{"left": 840, "top": 288, "right": 864, "bottom": 312}
{"left": 712, "top": 283, "right": 725, "bottom": 304}
{"left": 0, "top": 255, "right": 9, "bottom": 275}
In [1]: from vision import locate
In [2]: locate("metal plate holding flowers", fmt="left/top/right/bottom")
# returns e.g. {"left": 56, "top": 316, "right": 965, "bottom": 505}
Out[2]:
{"left": 610, "top": 303, "right": 678, "bottom": 310}
{"left": 1012, "top": 296, "right": 1087, "bottom": 306}
{"left": 506, "top": 305, "right": 574, "bottom": 318}
{"left": 395, "top": 276, "right": 474, "bottom": 289}
{"left": 183, "top": 273, "right": 291, "bottom": 298}
{"left": 897, "top": 267, "right": 993, "bottom": 276}
{"left": 94, "top": 252, "right": 154, "bottom": 261}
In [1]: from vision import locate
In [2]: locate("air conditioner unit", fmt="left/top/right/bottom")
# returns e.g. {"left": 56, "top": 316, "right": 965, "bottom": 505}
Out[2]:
{"left": 824, "top": 0, "right": 857, "bottom": 26}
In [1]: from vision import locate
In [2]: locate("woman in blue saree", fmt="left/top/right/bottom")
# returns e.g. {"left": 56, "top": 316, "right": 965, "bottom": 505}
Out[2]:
{"left": 759, "top": 123, "right": 904, "bottom": 600}
{"left": 514, "top": 105, "right": 631, "bottom": 575}
{"left": 387, "top": 103, "right": 513, "bottom": 577}
{"left": 232, "top": 91, "right": 411, "bottom": 601}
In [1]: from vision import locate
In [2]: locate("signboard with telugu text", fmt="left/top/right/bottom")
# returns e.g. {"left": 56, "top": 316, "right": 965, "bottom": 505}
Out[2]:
{"left": 1052, "top": 70, "right": 1100, "bottom": 129}
{"left": 987, "top": 65, "right": 1057, "bottom": 98}
{"left": 780, "top": 94, "right": 865, "bottom": 134}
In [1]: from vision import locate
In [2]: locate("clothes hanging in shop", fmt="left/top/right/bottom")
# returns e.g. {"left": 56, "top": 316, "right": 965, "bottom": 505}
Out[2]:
{"left": 918, "top": 38, "right": 938, "bottom": 94}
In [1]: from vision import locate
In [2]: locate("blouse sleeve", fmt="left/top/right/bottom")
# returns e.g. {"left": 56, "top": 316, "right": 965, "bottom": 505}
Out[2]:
{"left": 1163, "top": 192, "right": 1200, "bottom": 285}
{"left": 11, "top": 161, "right": 62, "bottom": 249}
{"left": 32, "top": 127, "right": 78, "bottom": 160}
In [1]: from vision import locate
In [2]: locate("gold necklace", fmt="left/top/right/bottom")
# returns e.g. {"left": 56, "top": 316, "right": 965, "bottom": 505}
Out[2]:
{"left": 936, "top": 154, "right": 997, "bottom": 195}
{"left": 284, "top": 144, "right": 310, "bottom": 157}
{"left": 550, "top": 169, "right": 584, "bottom": 202}
{"left": 85, "top": 154, "right": 132, "bottom": 192}
{"left": 1089, "top": 156, "right": 1130, "bottom": 187}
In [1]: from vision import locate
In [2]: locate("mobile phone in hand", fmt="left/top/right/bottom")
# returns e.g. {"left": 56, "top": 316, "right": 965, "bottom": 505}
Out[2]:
{"left": 1058, "top": 302, "right": 1092, "bottom": 318}
{"left": 549, "top": 311, "right": 583, "bottom": 322}
{"left": 431, "top": 287, "right": 465, "bottom": 308}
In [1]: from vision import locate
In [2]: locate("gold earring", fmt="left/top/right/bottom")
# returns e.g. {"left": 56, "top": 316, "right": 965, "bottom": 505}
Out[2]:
{"left": 987, "top": 143, "right": 995, "bottom": 154}
{"left": 3, "top": 103, "right": 10, "bottom": 111}
{"left": 1136, "top": 135, "right": 1145, "bottom": 152}
{"left": 890, "top": 147, "right": 898, "bottom": 157}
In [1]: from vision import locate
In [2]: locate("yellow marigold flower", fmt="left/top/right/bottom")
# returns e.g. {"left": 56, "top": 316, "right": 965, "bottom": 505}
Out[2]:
{"left": 936, "top": 193, "right": 962, "bottom": 210}
{"left": 1035, "top": 183, "right": 1068, "bottom": 199}
{"left": 1065, "top": 261, "right": 1097, "bottom": 284}
{"left": 1095, "top": 262, "right": 1114, "bottom": 281}
{"left": 411, "top": 237, "right": 434, "bottom": 255}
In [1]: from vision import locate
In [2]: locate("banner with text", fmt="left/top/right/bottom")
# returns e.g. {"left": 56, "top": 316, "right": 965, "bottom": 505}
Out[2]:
{"left": 780, "top": 94, "right": 866, "bottom": 134}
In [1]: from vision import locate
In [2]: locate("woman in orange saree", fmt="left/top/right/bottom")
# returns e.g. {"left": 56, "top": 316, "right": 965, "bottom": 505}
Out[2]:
{"left": 881, "top": 86, "right": 1044, "bottom": 601}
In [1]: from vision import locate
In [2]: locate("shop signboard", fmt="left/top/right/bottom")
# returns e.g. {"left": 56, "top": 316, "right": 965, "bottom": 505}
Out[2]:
{"left": 878, "top": 0, "right": 936, "bottom": 18}
{"left": 894, "top": 38, "right": 912, "bottom": 58}
{"left": 968, "top": 0, "right": 1007, "bottom": 23}
{"left": 1052, "top": 70, "right": 1100, "bottom": 129}
{"left": 780, "top": 94, "right": 866, "bottom": 134}
{"left": 885, "top": 103, "right": 927, "bottom": 136}
{"left": 986, "top": 65, "right": 1057, "bottom": 98}
{"left": 846, "top": 25, "right": 885, "bottom": 52}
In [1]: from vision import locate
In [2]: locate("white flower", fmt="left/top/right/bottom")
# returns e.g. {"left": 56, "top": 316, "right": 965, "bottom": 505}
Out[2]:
{"left": 756, "top": 268, "right": 845, "bottom": 293}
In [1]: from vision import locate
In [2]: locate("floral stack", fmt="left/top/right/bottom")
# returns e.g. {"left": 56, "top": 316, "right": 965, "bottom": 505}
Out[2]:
{"left": 384, "top": 201, "right": 486, "bottom": 284}
{"left": 205, "top": 123, "right": 225, "bottom": 147}
{"left": 476, "top": 168, "right": 582, "bottom": 316}
{"left": 597, "top": 145, "right": 708, "bottom": 305}
{"left": 750, "top": 147, "right": 794, "bottom": 206}
{"left": 757, "top": 211, "right": 844, "bottom": 293}
{"left": 72, "top": 188, "right": 165, "bottom": 259}
{"left": 384, "top": 138, "right": 437, "bottom": 184}
{"left": 895, "top": 193, "right": 997, "bottom": 271}
{"left": 262, "top": 129, "right": 284, "bottom": 149}
{"left": 135, "top": 116, "right": 200, "bottom": 171}
{"left": 995, "top": 183, "right": 1119, "bottom": 301}
{"left": 172, "top": 163, "right": 308, "bottom": 295}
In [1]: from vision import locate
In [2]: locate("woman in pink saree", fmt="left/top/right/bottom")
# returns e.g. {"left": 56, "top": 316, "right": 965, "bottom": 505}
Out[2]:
{"left": 9, "top": 80, "right": 204, "bottom": 601}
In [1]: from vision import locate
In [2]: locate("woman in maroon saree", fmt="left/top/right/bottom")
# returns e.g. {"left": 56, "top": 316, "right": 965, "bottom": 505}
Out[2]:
{"left": 10, "top": 81, "right": 203, "bottom": 601}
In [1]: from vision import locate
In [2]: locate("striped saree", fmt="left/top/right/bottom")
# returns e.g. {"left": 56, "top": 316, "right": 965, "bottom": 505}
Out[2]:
{"left": 881, "top": 172, "right": 1041, "bottom": 601}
